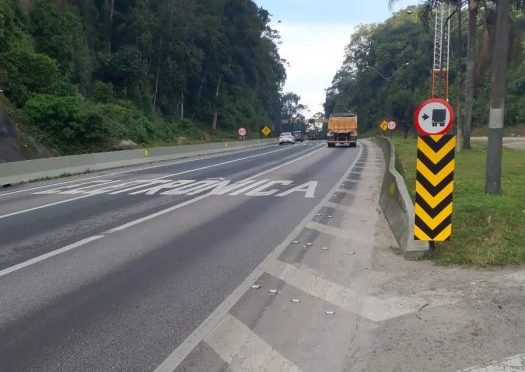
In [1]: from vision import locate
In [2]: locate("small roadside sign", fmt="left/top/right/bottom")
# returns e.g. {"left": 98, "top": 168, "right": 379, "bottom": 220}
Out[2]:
{"left": 379, "top": 120, "right": 388, "bottom": 131}
{"left": 261, "top": 126, "right": 271, "bottom": 137}
{"left": 388, "top": 121, "right": 397, "bottom": 131}
{"left": 414, "top": 98, "right": 454, "bottom": 136}
{"left": 238, "top": 127, "right": 247, "bottom": 136}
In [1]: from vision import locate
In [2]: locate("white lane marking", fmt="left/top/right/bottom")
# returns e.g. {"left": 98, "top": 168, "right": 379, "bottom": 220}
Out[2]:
{"left": 105, "top": 194, "right": 211, "bottom": 233}
{"left": 265, "top": 260, "right": 460, "bottom": 323}
{"left": 0, "top": 145, "right": 311, "bottom": 219}
{"left": 244, "top": 180, "right": 293, "bottom": 196}
{"left": 153, "top": 144, "right": 362, "bottom": 372}
{"left": 459, "top": 353, "right": 525, "bottom": 371}
{"left": 205, "top": 314, "right": 303, "bottom": 372}
{"left": 0, "top": 194, "right": 95, "bottom": 220}
{"left": 276, "top": 181, "right": 318, "bottom": 198}
{"left": 0, "top": 144, "right": 286, "bottom": 198}
{"left": 32, "top": 179, "right": 118, "bottom": 195}
{"left": 0, "top": 235, "right": 104, "bottom": 278}
{"left": 0, "top": 144, "right": 325, "bottom": 278}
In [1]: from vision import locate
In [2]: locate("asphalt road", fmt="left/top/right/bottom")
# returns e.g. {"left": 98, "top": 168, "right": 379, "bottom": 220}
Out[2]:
{"left": 0, "top": 141, "right": 361, "bottom": 371}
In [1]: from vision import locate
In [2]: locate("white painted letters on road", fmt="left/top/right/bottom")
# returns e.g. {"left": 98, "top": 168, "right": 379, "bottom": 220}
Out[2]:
{"left": 245, "top": 180, "right": 293, "bottom": 196}
{"left": 130, "top": 180, "right": 195, "bottom": 195}
{"left": 277, "top": 181, "right": 318, "bottom": 198}
{"left": 31, "top": 178, "right": 318, "bottom": 198}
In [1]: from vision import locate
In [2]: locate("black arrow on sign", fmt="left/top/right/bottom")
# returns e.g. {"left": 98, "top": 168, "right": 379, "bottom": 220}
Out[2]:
{"left": 422, "top": 113, "right": 430, "bottom": 121}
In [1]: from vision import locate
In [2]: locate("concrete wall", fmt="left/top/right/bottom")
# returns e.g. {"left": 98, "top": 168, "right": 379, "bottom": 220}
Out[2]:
{"left": 0, "top": 139, "right": 276, "bottom": 186}
{"left": 375, "top": 137, "right": 428, "bottom": 259}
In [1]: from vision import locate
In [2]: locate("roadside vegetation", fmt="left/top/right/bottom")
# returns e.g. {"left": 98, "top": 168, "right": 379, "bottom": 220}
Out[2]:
{"left": 0, "top": 0, "right": 286, "bottom": 154}
{"left": 324, "top": 5, "right": 525, "bottom": 138}
{"left": 392, "top": 135, "right": 525, "bottom": 266}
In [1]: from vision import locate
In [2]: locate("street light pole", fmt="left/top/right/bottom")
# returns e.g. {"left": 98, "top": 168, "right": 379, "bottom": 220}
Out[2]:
{"left": 366, "top": 62, "right": 410, "bottom": 83}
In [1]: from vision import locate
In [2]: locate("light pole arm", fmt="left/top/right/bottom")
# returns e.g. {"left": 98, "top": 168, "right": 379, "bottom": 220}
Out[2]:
{"left": 387, "top": 62, "right": 411, "bottom": 81}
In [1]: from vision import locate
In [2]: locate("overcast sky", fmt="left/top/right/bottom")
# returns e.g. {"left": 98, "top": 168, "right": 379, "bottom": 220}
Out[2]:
{"left": 255, "top": 0, "right": 416, "bottom": 115}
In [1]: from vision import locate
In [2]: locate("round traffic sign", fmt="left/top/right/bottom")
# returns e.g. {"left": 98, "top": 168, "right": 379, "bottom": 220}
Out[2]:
{"left": 387, "top": 121, "right": 397, "bottom": 130}
{"left": 414, "top": 98, "right": 454, "bottom": 135}
{"left": 238, "top": 127, "right": 247, "bottom": 136}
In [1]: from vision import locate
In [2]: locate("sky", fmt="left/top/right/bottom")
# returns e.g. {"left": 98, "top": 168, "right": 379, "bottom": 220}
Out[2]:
{"left": 255, "top": 0, "right": 416, "bottom": 115}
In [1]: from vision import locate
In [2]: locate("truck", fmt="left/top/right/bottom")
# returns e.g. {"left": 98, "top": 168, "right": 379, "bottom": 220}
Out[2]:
{"left": 327, "top": 113, "right": 358, "bottom": 148}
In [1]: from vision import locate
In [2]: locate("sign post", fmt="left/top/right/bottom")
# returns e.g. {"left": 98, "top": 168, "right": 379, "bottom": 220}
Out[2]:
{"left": 387, "top": 121, "right": 396, "bottom": 138}
{"left": 379, "top": 120, "right": 388, "bottom": 136}
{"left": 413, "top": 98, "right": 456, "bottom": 245}
{"left": 261, "top": 126, "right": 271, "bottom": 137}
{"left": 238, "top": 127, "right": 247, "bottom": 141}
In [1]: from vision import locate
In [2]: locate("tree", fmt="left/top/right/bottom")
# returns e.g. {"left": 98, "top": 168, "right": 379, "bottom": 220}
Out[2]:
{"left": 280, "top": 92, "right": 307, "bottom": 122}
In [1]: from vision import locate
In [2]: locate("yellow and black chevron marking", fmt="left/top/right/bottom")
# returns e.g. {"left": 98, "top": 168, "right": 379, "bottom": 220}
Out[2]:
{"left": 414, "top": 135, "right": 456, "bottom": 241}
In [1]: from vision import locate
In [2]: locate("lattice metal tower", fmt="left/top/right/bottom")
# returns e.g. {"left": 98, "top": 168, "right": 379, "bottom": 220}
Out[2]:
{"left": 432, "top": 3, "right": 451, "bottom": 100}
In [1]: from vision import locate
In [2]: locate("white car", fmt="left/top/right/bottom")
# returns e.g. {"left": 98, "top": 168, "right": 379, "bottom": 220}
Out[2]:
{"left": 279, "top": 132, "right": 296, "bottom": 145}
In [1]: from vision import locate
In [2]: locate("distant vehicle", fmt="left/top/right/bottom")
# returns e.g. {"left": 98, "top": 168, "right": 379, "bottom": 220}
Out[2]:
{"left": 292, "top": 131, "right": 306, "bottom": 142}
{"left": 279, "top": 132, "right": 296, "bottom": 145}
{"left": 327, "top": 113, "right": 358, "bottom": 148}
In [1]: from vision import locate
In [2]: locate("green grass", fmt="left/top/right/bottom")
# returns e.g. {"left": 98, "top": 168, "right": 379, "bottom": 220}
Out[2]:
{"left": 391, "top": 135, "right": 525, "bottom": 266}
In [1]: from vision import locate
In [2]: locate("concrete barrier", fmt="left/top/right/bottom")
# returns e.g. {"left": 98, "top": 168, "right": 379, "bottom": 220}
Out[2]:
{"left": 375, "top": 137, "right": 429, "bottom": 259}
{"left": 0, "top": 139, "right": 276, "bottom": 186}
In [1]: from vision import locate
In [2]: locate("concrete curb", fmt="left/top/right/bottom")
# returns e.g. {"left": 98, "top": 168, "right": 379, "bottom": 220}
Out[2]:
{"left": 374, "top": 137, "right": 429, "bottom": 259}
{"left": 0, "top": 139, "right": 277, "bottom": 186}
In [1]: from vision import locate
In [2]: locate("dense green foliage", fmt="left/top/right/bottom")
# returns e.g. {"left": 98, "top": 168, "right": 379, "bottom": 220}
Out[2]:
{"left": 0, "top": 0, "right": 285, "bottom": 153}
{"left": 325, "top": 7, "right": 525, "bottom": 132}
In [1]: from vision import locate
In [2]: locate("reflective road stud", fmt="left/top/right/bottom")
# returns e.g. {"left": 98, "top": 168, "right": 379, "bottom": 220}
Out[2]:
{"left": 414, "top": 135, "right": 456, "bottom": 241}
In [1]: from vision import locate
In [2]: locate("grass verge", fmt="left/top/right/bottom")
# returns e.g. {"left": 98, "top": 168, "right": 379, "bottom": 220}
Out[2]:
{"left": 392, "top": 135, "right": 525, "bottom": 266}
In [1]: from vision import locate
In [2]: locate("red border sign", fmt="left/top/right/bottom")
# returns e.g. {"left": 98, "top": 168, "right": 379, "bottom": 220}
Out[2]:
{"left": 238, "top": 127, "right": 247, "bottom": 136}
{"left": 414, "top": 98, "right": 455, "bottom": 136}
{"left": 387, "top": 121, "right": 397, "bottom": 130}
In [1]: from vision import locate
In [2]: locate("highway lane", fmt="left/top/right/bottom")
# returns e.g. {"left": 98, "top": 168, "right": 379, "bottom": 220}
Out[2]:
{"left": 0, "top": 141, "right": 362, "bottom": 371}
{"left": 0, "top": 143, "right": 311, "bottom": 270}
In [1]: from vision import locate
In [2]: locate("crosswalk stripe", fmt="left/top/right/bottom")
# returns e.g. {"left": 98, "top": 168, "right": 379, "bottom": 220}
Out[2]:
{"left": 205, "top": 314, "right": 303, "bottom": 372}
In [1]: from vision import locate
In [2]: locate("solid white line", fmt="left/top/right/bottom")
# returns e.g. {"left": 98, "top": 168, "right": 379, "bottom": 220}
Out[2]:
{"left": 153, "top": 144, "right": 363, "bottom": 372}
{"left": 0, "top": 144, "right": 283, "bottom": 198}
{"left": 0, "top": 145, "right": 299, "bottom": 220}
{"left": 0, "top": 144, "right": 325, "bottom": 277}
{"left": 0, "top": 194, "right": 94, "bottom": 220}
{"left": 0, "top": 235, "right": 104, "bottom": 278}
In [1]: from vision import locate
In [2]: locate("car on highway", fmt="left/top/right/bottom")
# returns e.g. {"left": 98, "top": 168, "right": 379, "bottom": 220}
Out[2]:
{"left": 279, "top": 132, "right": 296, "bottom": 145}
{"left": 292, "top": 131, "right": 306, "bottom": 142}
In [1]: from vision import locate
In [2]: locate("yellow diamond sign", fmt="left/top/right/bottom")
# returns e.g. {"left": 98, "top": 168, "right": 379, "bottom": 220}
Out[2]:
{"left": 261, "top": 126, "right": 271, "bottom": 137}
{"left": 379, "top": 120, "right": 388, "bottom": 131}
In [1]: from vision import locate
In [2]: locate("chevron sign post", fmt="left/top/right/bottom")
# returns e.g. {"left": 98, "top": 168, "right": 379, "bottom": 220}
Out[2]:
{"left": 413, "top": 98, "right": 455, "bottom": 242}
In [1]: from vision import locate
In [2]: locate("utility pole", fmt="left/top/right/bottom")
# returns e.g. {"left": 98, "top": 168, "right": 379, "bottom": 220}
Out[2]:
{"left": 486, "top": 0, "right": 511, "bottom": 194}
{"left": 455, "top": 4, "right": 463, "bottom": 152}
{"left": 463, "top": 0, "right": 479, "bottom": 150}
